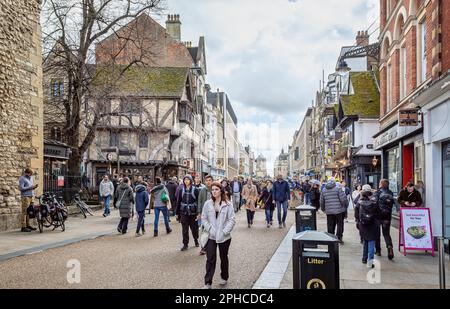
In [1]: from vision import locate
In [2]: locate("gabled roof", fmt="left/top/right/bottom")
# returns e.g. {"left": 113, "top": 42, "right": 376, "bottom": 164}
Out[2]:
{"left": 339, "top": 71, "right": 380, "bottom": 119}
{"left": 205, "top": 90, "right": 237, "bottom": 125}
{"left": 91, "top": 66, "right": 190, "bottom": 98}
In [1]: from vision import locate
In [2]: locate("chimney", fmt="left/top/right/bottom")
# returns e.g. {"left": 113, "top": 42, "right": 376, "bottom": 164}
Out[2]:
{"left": 356, "top": 30, "right": 369, "bottom": 47}
{"left": 166, "top": 14, "right": 181, "bottom": 42}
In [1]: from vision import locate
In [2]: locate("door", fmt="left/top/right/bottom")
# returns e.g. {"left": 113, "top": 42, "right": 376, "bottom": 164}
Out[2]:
{"left": 443, "top": 141, "right": 450, "bottom": 238}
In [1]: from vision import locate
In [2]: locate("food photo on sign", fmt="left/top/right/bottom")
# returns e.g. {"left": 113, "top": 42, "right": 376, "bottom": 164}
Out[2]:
{"left": 400, "top": 208, "right": 434, "bottom": 252}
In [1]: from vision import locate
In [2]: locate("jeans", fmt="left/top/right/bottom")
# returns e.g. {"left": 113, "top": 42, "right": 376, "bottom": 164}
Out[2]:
{"left": 118, "top": 217, "right": 129, "bottom": 234}
{"left": 181, "top": 214, "right": 199, "bottom": 246}
{"left": 154, "top": 207, "right": 170, "bottom": 232}
{"left": 376, "top": 219, "right": 393, "bottom": 252}
{"left": 246, "top": 209, "right": 255, "bottom": 224}
{"left": 103, "top": 195, "right": 111, "bottom": 215}
{"left": 265, "top": 208, "right": 273, "bottom": 224}
{"left": 136, "top": 211, "right": 145, "bottom": 234}
{"left": 304, "top": 193, "right": 311, "bottom": 205}
{"left": 232, "top": 193, "right": 240, "bottom": 212}
{"left": 205, "top": 239, "right": 231, "bottom": 285}
{"left": 326, "top": 213, "right": 345, "bottom": 240}
{"left": 276, "top": 201, "right": 289, "bottom": 224}
{"left": 363, "top": 240, "right": 376, "bottom": 261}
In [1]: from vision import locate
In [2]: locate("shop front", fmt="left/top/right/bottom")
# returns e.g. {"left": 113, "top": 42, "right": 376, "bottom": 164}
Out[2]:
{"left": 374, "top": 121, "right": 424, "bottom": 218}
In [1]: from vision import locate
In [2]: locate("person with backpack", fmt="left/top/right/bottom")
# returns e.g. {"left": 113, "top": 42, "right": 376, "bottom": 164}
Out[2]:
{"left": 201, "top": 182, "right": 236, "bottom": 289}
{"left": 177, "top": 175, "right": 200, "bottom": 251}
{"left": 320, "top": 178, "right": 348, "bottom": 243}
{"left": 373, "top": 179, "right": 395, "bottom": 260}
{"left": 151, "top": 177, "right": 172, "bottom": 237}
{"left": 115, "top": 177, "right": 134, "bottom": 235}
{"left": 135, "top": 181, "right": 149, "bottom": 237}
{"left": 354, "top": 184, "right": 380, "bottom": 268}
{"left": 259, "top": 180, "right": 274, "bottom": 228}
{"left": 310, "top": 180, "right": 321, "bottom": 211}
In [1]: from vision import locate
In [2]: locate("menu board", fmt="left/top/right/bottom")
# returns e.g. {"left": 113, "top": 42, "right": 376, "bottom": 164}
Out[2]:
{"left": 400, "top": 208, "right": 434, "bottom": 252}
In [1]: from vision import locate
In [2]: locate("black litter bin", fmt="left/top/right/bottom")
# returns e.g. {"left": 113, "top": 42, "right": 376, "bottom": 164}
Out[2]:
{"left": 295, "top": 205, "right": 317, "bottom": 233}
{"left": 292, "top": 230, "right": 340, "bottom": 289}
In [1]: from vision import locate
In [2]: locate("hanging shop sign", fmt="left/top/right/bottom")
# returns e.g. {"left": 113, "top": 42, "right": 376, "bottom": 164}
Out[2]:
{"left": 399, "top": 109, "right": 420, "bottom": 127}
{"left": 399, "top": 207, "right": 434, "bottom": 256}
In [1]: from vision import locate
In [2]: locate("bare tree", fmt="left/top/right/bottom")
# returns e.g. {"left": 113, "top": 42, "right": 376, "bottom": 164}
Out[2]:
{"left": 41, "top": 0, "right": 166, "bottom": 173}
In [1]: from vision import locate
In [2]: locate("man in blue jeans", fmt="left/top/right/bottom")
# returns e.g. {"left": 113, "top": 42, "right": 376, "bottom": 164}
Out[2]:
{"left": 99, "top": 175, "right": 114, "bottom": 217}
{"left": 272, "top": 174, "right": 290, "bottom": 229}
{"left": 151, "top": 177, "right": 172, "bottom": 237}
{"left": 302, "top": 179, "right": 312, "bottom": 205}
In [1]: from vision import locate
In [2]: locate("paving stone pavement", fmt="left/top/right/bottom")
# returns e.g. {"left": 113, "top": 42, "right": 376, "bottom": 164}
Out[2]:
{"left": 276, "top": 210, "right": 450, "bottom": 289}
{"left": 0, "top": 207, "right": 295, "bottom": 289}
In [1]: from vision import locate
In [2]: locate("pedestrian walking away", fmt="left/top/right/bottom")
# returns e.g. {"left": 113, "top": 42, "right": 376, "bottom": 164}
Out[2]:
{"left": 201, "top": 182, "right": 236, "bottom": 289}
{"left": 341, "top": 181, "right": 351, "bottom": 222}
{"left": 115, "top": 177, "right": 134, "bottom": 234}
{"left": 320, "top": 178, "right": 348, "bottom": 243}
{"left": 310, "top": 180, "right": 321, "bottom": 212}
{"left": 151, "top": 177, "right": 172, "bottom": 237}
{"left": 354, "top": 185, "right": 380, "bottom": 268}
{"left": 242, "top": 177, "right": 258, "bottom": 228}
{"left": 166, "top": 177, "right": 179, "bottom": 217}
{"left": 99, "top": 175, "right": 114, "bottom": 217}
{"left": 230, "top": 176, "right": 242, "bottom": 213}
{"left": 373, "top": 179, "right": 395, "bottom": 260}
{"left": 177, "top": 175, "right": 200, "bottom": 251}
{"left": 259, "top": 180, "right": 274, "bottom": 228}
{"left": 18, "top": 168, "right": 38, "bottom": 232}
{"left": 272, "top": 174, "right": 291, "bottom": 229}
{"left": 135, "top": 182, "right": 149, "bottom": 237}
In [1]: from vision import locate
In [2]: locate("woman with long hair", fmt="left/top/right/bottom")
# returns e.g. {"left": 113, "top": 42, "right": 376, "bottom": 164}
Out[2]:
{"left": 242, "top": 177, "right": 258, "bottom": 228}
{"left": 201, "top": 182, "right": 236, "bottom": 289}
{"left": 259, "top": 180, "right": 274, "bottom": 228}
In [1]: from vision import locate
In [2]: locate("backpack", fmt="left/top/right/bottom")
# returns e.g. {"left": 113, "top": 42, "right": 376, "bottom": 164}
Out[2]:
{"left": 180, "top": 186, "right": 197, "bottom": 216}
{"left": 378, "top": 191, "right": 394, "bottom": 217}
{"left": 359, "top": 200, "right": 376, "bottom": 225}
{"left": 161, "top": 189, "right": 169, "bottom": 204}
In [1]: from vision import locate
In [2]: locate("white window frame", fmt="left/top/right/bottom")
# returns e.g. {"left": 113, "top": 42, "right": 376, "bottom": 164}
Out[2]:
{"left": 387, "top": 60, "right": 392, "bottom": 112}
{"left": 418, "top": 18, "right": 427, "bottom": 85}
{"left": 400, "top": 46, "right": 407, "bottom": 100}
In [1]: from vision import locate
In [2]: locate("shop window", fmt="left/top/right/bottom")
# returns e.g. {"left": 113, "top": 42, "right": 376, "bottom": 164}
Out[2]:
{"left": 387, "top": 147, "right": 400, "bottom": 198}
{"left": 139, "top": 134, "right": 148, "bottom": 148}
{"left": 414, "top": 140, "right": 424, "bottom": 184}
{"left": 110, "top": 132, "right": 119, "bottom": 147}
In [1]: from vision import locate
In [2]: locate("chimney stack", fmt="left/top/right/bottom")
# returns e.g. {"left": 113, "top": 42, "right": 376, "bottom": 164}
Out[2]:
{"left": 166, "top": 14, "right": 181, "bottom": 42}
{"left": 356, "top": 30, "right": 369, "bottom": 46}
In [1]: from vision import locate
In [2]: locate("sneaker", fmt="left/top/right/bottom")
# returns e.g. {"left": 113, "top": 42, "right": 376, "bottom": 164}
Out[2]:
{"left": 248, "top": 224, "right": 251, "bottom": 228}
{"left": 142, "top": 229, "right": 146, "bottom": 235}
{"left": 20, "top": 227, "right": 32, "bottom": 233}
{"left": 181, "top": 245, "right": 188, "bottom": 251}
{"left": 195, "top": 241, "right": 200, "bottom": 248}
{"left": 199, "top": 249, "right": 206, "bottom": 256}
{"left": 219, "top": 279, "right": 228, "bottom": 286}
{"left": 267, "top": 224, "right": 271, "bottom": 228}
{"left": 103, "top": 214, "right": 107, "bottom": 217}
{"left": 362, "top": 258, "right": 367, "bottom": 264}
{"left": 270, "top": 221, "right": 273, "bottom": 226}
{"left": 388, "top": 246, "right": 394, "bottom": 260}
{"left": 375, "top": 251, "right": 382, "bottom": 257}
{"left": 367, "top": 260, "right": 374, "bottom": 268}
{"left": 279, "top": 224, "right": 283, "bottom": 229}
{"left": 166, "top": 228, "right": 172, "bottom": 234}
{"left": 202, "top": 284, "right": 212, "bottom": 289}
{"left": 154, "top": 230, "right": 158, "bottom": 237}
{"left": 135, "top": 233, "right": 142, "bottom": 237}
{"left": 26, "top": 226, "right": 37, "bottom": 231}
{"left": 283, "top": 222, "right": 286, "bottom": 228}
{"left": 117, "top": 228, "right": 122, "bottom": 234}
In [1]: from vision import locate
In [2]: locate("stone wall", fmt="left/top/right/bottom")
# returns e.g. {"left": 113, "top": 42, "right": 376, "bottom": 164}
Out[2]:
{"left": 0, "top": 0, "right": 44, "bottom": 231}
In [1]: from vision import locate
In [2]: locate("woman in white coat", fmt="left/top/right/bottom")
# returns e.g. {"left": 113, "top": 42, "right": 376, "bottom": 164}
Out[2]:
{"left": 201, "top": 182, "right": 236, "bottom": 289}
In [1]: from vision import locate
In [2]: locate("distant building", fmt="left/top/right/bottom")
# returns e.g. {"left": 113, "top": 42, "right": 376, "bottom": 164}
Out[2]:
{"left": 273, "top": 149, "right": 289, "bottom": 178}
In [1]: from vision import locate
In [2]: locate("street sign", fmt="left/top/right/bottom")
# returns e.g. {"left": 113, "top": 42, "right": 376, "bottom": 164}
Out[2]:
{"left": 399, "top": 109, "right": 420, "bottom": 127}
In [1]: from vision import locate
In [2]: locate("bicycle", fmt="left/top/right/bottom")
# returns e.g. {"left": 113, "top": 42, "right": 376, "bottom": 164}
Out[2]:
{"left": 38, "top": 193, "right": 68, "bottom": 232}
{"left": 72, "top": 193, "right": 94, "bottom": 219}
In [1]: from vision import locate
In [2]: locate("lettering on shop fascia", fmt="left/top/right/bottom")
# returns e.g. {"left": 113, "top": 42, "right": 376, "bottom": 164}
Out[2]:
{"left": 375, "top": 130, "right": 398, "bottom": 149}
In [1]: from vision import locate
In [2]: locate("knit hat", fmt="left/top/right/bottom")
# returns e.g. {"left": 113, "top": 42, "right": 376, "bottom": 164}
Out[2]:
{"left": 362, "top": 184, "right": 372, "bottom": 192}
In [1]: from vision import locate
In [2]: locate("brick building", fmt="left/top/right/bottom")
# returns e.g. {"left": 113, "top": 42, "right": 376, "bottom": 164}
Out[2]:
{"left": 375, "top": 0, "right": 450, "bottom": 231}
{"left": 0, "top": 0, "right": 44, "bottom": 231}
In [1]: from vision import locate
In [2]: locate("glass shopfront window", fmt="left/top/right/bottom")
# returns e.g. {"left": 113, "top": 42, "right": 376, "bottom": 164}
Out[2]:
{"left": 386, "top": 147, "right": 401, "bottom": 197}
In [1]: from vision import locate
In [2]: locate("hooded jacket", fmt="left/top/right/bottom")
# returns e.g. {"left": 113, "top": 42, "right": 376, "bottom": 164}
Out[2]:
{"left": 135, "top": 184, "right": 149, "bottom": 212}
{"left": 320, "top": 181, "right": 348, "bottom": 215}
{"left": 151, "top": 184, "right": 169, "bottom": 208}
{"left": 176, "top": 175, "right": 200, "bottom": 216}
{"left": 115, "top": 183, "right": 134, "bottom": 218}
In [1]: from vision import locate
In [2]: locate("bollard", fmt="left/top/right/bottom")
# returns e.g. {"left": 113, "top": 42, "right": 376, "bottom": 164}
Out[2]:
{"left": 438, "top": 237, "right": 446, "bottom": 289}
{"left": 292, "top": 230, "right": 340, "bottom": 289}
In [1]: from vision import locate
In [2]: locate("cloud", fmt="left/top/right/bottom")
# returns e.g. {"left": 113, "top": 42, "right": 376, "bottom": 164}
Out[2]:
{"left": 159, "top": 0, "right": 379, "bottom": 174}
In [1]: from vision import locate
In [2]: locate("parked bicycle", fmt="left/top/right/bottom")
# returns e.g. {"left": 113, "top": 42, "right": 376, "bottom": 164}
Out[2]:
{"left": 32, "top": 193, "right": 68, "bottom": 232}
{"left": 72, "top": 193, "right": 94, "bottom": 219}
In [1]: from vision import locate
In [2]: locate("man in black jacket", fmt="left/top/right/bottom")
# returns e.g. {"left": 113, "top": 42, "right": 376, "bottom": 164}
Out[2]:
{"left": 165, "top": 177, "right": 179, "bottom": 216}
{"left": 176, "top": 175, "right": 200, "bottom": 251}
{"left": 373, "top": 179, "right": 395, "bottom": 260}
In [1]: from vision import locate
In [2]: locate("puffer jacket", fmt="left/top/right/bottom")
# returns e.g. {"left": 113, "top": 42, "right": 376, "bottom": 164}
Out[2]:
{"left": 135, "top": 184, "right": 149, "bottom": 212}
{"left": 115, "top": 183, "right": 134, "bottom": 218}
{"left": 320, "top": 181, "right": 348, "bottom": 215}
{"left": 201, "top": 200, "right": 236, "bottom": 244}
{"left": 151, "top": 184, "right": 169, "bottom": 208}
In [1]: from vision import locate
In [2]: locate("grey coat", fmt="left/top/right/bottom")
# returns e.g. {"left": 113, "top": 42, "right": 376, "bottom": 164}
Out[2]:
{"left": 201, "top": 199, "right": 236, "bottom": 244}
{"left": 115, "top": 183, "right": 134, "bottom": 218}
{"left": 151, "top": 184, "right": 168, "bottom": 208}
{"left": 320, "top": 181, "right": 348, "bottom": 215}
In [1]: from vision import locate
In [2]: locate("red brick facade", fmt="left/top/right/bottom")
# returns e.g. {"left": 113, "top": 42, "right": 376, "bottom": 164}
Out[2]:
{"left": 379, "top": 0, "right": 447, "bottom": 122}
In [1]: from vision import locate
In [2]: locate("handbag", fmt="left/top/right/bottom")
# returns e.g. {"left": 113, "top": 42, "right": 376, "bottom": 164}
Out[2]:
{"left": 161, "top": 190, "right": 169, "bottom": 204}
{"left": 199, "top": 225, "right": 209, "bottom": 248}
{"left": 115, "top": 189, "right": 127, "bottom": 209}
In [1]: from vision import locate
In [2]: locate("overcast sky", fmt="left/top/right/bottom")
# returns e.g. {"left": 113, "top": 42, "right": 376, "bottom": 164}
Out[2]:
{"left": 158, "top": 0, "right": 379, "bottom": 176}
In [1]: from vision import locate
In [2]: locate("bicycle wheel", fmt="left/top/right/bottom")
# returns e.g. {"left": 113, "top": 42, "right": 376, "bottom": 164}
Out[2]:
{"left": 81, "top": 201, "right": 94, "bottom": 216}
{"left": 36, "top": 212, "right": 43, "bottom": 233}
{"left": 75, "top": 201, "right": 87, "bottom": 218}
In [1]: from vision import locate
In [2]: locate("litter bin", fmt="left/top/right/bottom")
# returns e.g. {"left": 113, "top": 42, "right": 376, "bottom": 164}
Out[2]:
{"left": 295, "top": 205, "right": 317, "bottom": 233}
{"left": 292, "top": 230, "right": 340, "bottom": 289}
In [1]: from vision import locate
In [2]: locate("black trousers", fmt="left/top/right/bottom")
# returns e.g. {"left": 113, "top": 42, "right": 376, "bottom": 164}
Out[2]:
{"left": 118, "top": 217, "right": 129, "bottom": 234}
{"left": 181, "top": 214, "right": 199, "bottom": 245}
{"left": 327, "top": 213, "right": 345, "bottom": 240}
{"left": 205, "top": 239, "right": 231, "bottom": 285}
{"left": 376, "top": 219, "right": 393, "bottom": 251}
{"left": 246, "top": 210, "right": 255, "bottom": 224}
